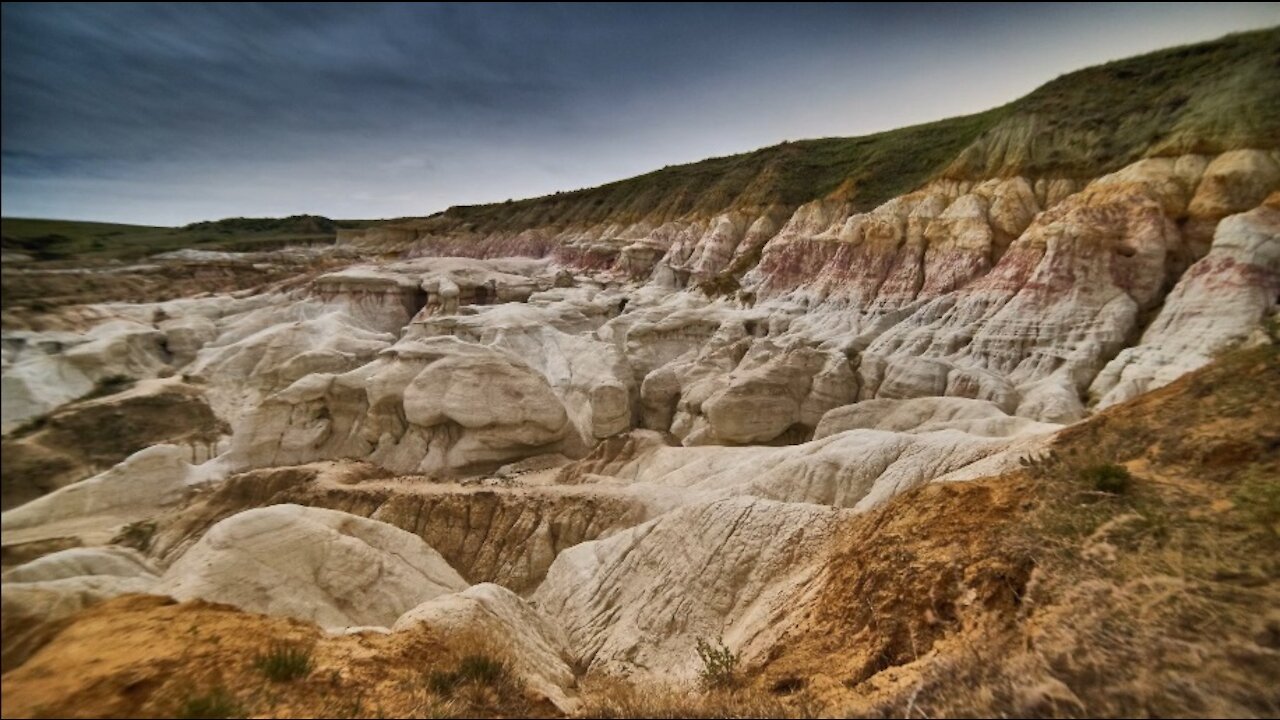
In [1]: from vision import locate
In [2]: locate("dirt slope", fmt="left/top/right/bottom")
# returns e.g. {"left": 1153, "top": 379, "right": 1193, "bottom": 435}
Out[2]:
{"left": 755, "top": 343, "right": 1280, "bottom": 717}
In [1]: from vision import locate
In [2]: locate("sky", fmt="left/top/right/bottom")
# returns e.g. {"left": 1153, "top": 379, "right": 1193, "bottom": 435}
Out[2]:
{"left": 2, "top": 3, "right": 1278, "bottom": 226}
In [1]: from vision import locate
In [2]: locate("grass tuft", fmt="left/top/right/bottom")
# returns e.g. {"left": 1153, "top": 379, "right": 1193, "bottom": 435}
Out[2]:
{"left": 176, "top": 686, "right": 243, "bottom": 719}
{"left": 253, "top": 641, "right": 313, "bottom": 682}
{"left": 426, "top": 653, "right": 510, "bottom": 697}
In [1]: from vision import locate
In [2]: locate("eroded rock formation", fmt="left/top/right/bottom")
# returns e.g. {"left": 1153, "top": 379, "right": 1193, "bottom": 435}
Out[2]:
{"left": 2, "top": 30, "right": 1278, "bottom": 716}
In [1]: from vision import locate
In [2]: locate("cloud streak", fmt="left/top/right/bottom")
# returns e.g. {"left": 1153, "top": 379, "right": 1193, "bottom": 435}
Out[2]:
{"left": 3, "top": 2, "right": 1277, "bottom": 225}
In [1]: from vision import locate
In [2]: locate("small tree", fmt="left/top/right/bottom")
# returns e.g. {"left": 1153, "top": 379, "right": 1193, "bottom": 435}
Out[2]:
{"left": 695, "top": 636, "right": 739, "bottom": 690}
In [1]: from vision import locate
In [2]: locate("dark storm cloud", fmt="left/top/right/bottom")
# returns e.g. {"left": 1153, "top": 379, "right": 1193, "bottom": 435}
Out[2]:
{"left": 2, "top": 3, "right": 1277, "bottom": 225}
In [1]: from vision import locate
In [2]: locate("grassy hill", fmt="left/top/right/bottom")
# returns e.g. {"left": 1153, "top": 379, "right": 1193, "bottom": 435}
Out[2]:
{"left": 433, "top": 27, "right": 1279, "bottom": 233}
{"left": 0, "top": 216, "right": 376, "bottom": 263}
{"left": 7, "top": 29, "right": 1277, "bottom": 259}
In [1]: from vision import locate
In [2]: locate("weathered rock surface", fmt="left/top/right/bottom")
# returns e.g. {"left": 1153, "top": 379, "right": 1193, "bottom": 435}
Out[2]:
{"left": 229, "top": 337, "right": 574, "bottom": 476}
{"left": 1, "top": 378, "right": 226, "bottom": 510}
{"left": 533, "top": 496, "right": 842, "bottom": 681}
{"left": 156, "top": 504, "right": 467, "bottom": 628}
{"left": 150, "top": 462, "right": 648, "bottom": 592}
{"left": 1091, "top": 195, "right": 1280, "bottom": 407}
{"left": 2, "top": 320, "right": 174, "bottom": 431}
{"left": 394, "top": 583, "right": 578, "bottom": 711}
{"left": 2, "top": 546, "right": 159, "bottom": 584}
{"left": 558, "top": 423, "right": 1051, "bottom": 512}
{"left": 1, "top": 443, "right": 225, "bottom": 549}
{"left": 815, "top": 396, "right": 1057, "bottom": 438}
{"left": 1, "top": 138, "right": 1277, "bottom": 708}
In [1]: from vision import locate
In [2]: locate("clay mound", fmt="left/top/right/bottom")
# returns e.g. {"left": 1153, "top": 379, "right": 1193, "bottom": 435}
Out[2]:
{"left": 556, "top": 424, "right": 1046, "bottom": 511}
{"left": 1092, "top": 194, "right": 1280, "bottom": 407}
{"left": 1, "top": 379, "right": 227, "bottom": 510}
{"left": 156, "top": 504, "right": 467, "bottom": 628}
{"left": 2, "top": 545, "right": 158, "bottom": 583}
{"left": 1, "top": 546, "right": 159, "bottom": 672}
{"left": 533, "top": 495, "right": 845, "bottom": 681}
{"left": 229, "top": 336, "right": 575, "bottom": 477}
{"left": 814, "top": 396, "right": 1057, "bottom": 439}
{"left": 395, "top": 583, "right": 578, "bottom": 711}
{"left": 2, "top": 320, "right": 174, "bottom": 432}
{"left": 1, "top": 443, "right": 224, "bottom": 553}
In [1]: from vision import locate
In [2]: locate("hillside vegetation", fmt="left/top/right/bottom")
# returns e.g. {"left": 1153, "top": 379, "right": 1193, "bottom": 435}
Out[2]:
{"left": 5, "top": 30, "right": 1276, "bottom": 257}
{"left": 0, "top": 216, "right": 374, "bottom": 263}
{"left": 433, "top": 27, "right": 1279, "bottom": 232}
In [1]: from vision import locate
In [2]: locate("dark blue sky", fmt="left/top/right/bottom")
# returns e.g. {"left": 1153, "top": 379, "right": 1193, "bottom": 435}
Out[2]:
{"left": 3, "top": 3, "right": 1277, "bottom": 225}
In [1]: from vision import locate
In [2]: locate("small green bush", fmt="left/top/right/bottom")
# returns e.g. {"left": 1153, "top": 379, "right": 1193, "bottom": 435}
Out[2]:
{"left": 253, "top": 641, "right": 313, "bottom": 682}
{"left": 1082, "top": 463, "right": 1132, "bottom": 495}
{"left": 695, "top": 636, "right": 740, "bottom": 690}
{"left": 1234, "top": 470, "right": 1280, "bottom": 537}
{"left": 112, "top": 519, "right": 157, "bottom": 552}
{"left": 177, "top": 686, "right": 243, "bottom": 719}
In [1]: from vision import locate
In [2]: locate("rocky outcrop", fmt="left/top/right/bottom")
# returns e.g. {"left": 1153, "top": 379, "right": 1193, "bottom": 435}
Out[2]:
{"left": 2, "top": 32, "right": 1279, "bottom": 717}
{"left": 661, "top": 338, "right": 856, "bottom": 445}
{"left": 314, "top": 256, "right": 549, "bottom": 327}
{"left": 1091, "top": 196, "right": 1280, "bottom": 407}
{"left": 856, "top": 176, "right": 1183, "bottom": 423}
{"left": 533, "top": 496, "right": 842, "bottom": 680}
{"left": 148, "top": 462, "right": 648, "bottom": 592}
{"left": 1, "top": 320, "right": 174, "bottom": 431}
{"left": 229, "top": 337, "right": 574, "bottom": 475}
{"left": 558, "top": 424, "right": 1048, "bottom": 512}
{"left": 2, "top": 546, "right": 159, "bottom": 584}
{"left": 1, "top": 444, "right": 225, "bottom": 548}
{"left": 1, "top": 379, "right": 226, "bottom": 510}
{"left": 814, "top": 396, "right": 1057, "bottom": 439}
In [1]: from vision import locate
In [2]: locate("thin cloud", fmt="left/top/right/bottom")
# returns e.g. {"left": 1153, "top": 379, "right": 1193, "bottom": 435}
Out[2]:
{"left": 2, "top": 2, "right": 1277, "bottom": 225}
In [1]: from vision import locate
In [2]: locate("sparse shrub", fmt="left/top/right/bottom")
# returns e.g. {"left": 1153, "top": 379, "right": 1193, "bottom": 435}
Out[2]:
{"left": 112, "top": 519, "right": 157, "bottom": 552}
{"left": 84, "top": 374, "right": 135, "bottom": 400}
{"left": 1019, "top": 450, "right": 1062, "bottom": 479}
{"left": 770, "top": 675, "right": 807, "bottom": 695}
{"left": 253, "top": 641, "right": 313, "bottom": 682}
{"left": 427, "top": 653, "right": 509, "bottom": 697}
{"left": 427, "top": 669, "right": 461, "bottom": 696}
{"left": 1234, "top": 469, "right": 1280, "bottom": 537}
{"left": 456, "top": 654, "right": 506, "bottom": 685}
{"left": 8, "top": 415, "right": 48, "bottom": 437}
{"left": 177, "top": 686, "right": 243, "bottom": 719}
{"left": 1082, "top": 463, "right": 1132, "bottom": 495}
{"left": 695, "top": 636, "right": 739, "bottom": 690}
